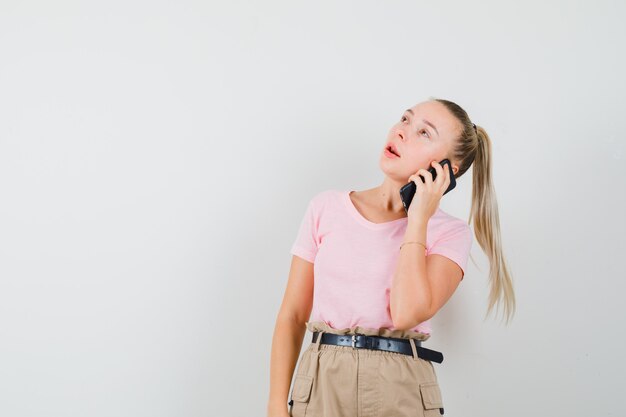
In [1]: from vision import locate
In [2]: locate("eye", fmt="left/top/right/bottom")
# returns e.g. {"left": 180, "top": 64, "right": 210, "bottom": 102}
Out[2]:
{"left": 401, "top": 115, "right": 430, "bottom": 139}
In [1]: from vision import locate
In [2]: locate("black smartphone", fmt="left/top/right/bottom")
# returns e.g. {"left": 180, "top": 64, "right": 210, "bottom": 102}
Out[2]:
{"left": 399, "top": 159, "right": 456, "bottom": 214}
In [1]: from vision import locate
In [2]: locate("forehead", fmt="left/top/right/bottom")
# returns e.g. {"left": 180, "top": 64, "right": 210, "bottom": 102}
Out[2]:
{"left": 406, "top": 101, "right": 460, "bottom": 137}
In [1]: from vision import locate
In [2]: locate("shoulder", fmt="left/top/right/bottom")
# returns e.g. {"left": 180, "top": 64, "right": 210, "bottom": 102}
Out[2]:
{"left": 433, "top": 208, "right": 472, "bottom": 238}
{"left": 307, "top": 189, "right": 344, "bottom": 209}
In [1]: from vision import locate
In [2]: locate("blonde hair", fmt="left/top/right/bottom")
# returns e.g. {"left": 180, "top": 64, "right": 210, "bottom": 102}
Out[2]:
{"left": 431, "top": 97, "right": 516, "bottom": 324}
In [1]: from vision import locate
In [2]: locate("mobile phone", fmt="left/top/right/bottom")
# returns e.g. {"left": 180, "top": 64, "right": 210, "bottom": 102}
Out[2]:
{"left": 399, "top": 159, "right": 456, "bottom": 214}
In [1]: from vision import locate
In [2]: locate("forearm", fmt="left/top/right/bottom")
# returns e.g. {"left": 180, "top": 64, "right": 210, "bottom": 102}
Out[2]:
{"left": 267, "top": 314, "right": 307, "bottom": 413}
{"left": 390, "top": 218, "right": 432, "bottom": 330}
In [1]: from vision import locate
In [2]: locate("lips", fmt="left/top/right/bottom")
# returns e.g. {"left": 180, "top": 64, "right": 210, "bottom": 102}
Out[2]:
{"left": 386, "top": 143, "right": 400, "bottom": 157}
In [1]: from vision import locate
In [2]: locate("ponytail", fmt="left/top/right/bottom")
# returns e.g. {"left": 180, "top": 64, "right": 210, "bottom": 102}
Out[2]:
{"left": 432, "top": 97, "right": 517, "bottom": 324}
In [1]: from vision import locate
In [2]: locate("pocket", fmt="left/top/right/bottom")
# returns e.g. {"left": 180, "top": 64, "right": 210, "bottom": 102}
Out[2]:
{"left": 289, "top": 374, "right": 314, "bottom": 417}
{"left": 419, "top": 381, "right": 444, "bottom": 416}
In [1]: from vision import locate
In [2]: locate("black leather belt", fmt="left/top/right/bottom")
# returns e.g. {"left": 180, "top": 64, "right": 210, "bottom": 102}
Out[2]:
{"left": 312, "top": 331, "right": 444, "bottom": 364}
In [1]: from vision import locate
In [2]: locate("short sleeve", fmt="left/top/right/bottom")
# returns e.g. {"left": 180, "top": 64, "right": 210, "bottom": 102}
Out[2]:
{"left": 427, "top": 221, "right": 473, "bottom": 279}
{"left": 290, "top": 197, "right": 321, "bottom": 263}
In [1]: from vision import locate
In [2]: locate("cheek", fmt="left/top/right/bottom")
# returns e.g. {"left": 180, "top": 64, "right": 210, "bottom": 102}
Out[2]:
{"left": 402, "top": 146, "right": 440, "bottom": 170}
{"left": 403, "top": 144, "right": 431, "bottom": 161}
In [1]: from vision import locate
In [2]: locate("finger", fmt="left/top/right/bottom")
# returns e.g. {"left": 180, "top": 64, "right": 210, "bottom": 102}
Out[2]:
{"left": 440, "top": 166, "right": 450, "bottom": 192}
{"left": 418, "top": 168, "right": 433, "bottom": 185}
{"left": 439, "top": 162, "right": 449, "bottom": 184}
{"left": 414, "top": 169, "right": 431, "bottom": 193}
{"left": 409, "top": 174, "right": 426, "bottom": 192}
{"left": 430, "top": 160, "right": 443, "bottom": 184}
{"left": 410, "top": 174, "right": 424, "bottom": 187}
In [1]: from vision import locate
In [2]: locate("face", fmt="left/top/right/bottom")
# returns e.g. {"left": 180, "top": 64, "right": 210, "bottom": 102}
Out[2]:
{"left": 379, "top": 100, "right": 461, "bottom": 181}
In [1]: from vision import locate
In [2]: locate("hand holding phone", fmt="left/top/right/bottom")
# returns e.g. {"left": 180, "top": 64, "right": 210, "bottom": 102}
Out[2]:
{"left": 399, "top": 159, "right": 456, "bottom": 214}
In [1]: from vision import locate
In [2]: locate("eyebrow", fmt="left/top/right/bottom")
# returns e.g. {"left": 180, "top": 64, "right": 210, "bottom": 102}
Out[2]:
{"left": 405, "top": 108, "right": 439, "bottom": 137}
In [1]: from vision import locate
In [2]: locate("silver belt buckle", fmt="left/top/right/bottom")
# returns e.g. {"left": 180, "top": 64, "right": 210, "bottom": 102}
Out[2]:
{"left": 351, "top": 334, "right": 357, "bottom": 348}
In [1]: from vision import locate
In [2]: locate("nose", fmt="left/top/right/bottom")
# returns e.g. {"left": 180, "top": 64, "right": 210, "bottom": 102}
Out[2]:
{"left": 395, "top": 128, "right": 406, "bottom": 142}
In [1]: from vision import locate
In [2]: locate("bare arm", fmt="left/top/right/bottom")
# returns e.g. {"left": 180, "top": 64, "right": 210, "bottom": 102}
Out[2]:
{"left": 390, "top": 219, "right": 463, "bottom": 330}
{"left": 390, "top": 219, "right": 432, "bottom": 329}
{"left": 267, "top": 255, "right": 314, "bottom": 416}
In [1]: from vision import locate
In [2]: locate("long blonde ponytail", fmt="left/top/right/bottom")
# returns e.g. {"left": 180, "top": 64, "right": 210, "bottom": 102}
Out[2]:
{"left": 432, "top": 97, "right": 516, "bottom": 324}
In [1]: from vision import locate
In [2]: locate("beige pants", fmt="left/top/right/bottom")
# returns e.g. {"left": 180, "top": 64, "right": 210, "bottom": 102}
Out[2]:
{"left": 289, "top": 321, "right": 444, "bottom": 417}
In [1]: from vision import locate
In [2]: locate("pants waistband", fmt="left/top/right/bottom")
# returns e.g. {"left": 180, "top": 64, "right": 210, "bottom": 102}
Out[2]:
{"left": 312, "top": 331, "right": 444, "bottom": 364}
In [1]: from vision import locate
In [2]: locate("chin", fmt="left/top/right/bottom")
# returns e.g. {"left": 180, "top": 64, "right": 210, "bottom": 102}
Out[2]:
{"left": 379, "top": 161, "right": 407, "bottom": 182}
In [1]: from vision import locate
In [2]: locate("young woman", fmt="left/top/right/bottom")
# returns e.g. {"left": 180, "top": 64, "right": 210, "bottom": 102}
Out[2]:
{"left": 267, "top": 98, "right": 516, "bottom": 417}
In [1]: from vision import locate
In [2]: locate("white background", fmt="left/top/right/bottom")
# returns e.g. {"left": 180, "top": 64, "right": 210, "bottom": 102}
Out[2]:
{"left": 1, "top": 1, "right": 625, "bottom": 416}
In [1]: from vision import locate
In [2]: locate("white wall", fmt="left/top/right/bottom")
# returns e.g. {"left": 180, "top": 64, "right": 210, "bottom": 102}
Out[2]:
{"left": 1, "top": 1, "right": 624, "bottom": 416}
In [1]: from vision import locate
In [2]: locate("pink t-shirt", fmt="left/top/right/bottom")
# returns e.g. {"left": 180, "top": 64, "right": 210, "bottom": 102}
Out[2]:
{"left": 290, "top": 189, "right": 473, "bottom": 336}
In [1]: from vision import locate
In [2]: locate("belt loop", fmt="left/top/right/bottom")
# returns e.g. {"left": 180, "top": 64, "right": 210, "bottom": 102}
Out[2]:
{"left": 313, "top": 330, "right": 324, "bottom": 352}
{"left": 409, "top": 338, "right": 419, "bottom": 361}
{"left": 308, "top": 331, "right": 324, "bottom": 380}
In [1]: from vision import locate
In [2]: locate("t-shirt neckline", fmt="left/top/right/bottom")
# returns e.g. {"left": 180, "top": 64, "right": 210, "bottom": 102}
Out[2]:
{"left": 343, "top": 190, "right": 408, "bottom": 230}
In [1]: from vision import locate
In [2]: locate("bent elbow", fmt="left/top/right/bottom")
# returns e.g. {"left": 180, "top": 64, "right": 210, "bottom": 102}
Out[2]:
{"left": 392, "top": 319, "right": 411, "bottom": 332}
{"left": 392, "top": 310, "right": 431, "bottom": 332}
